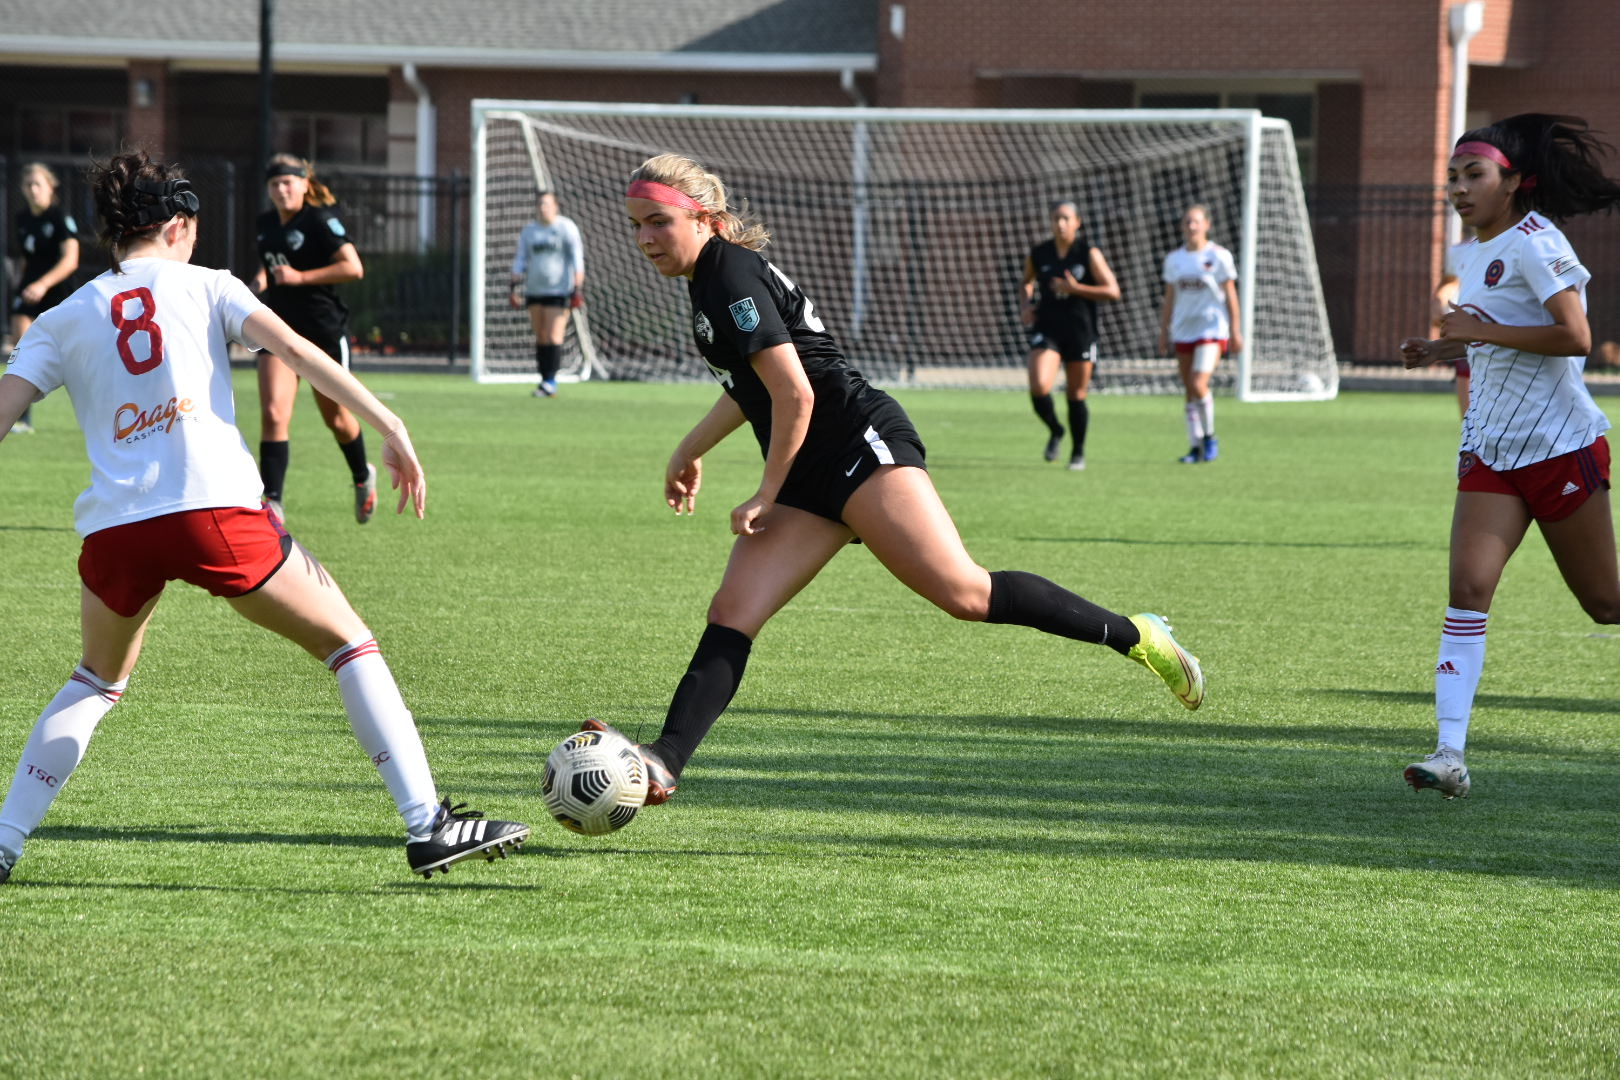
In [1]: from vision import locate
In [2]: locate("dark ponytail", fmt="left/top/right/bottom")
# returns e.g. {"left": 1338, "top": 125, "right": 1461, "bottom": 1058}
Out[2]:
{"left": 89, "top": 150, "right": 198, "bottom": 271}
{"left": 1457, "top": 113, "right": 1620, "bottom": 221}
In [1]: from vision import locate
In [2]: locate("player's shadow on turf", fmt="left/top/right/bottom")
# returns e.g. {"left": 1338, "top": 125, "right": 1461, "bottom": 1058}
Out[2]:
{"left": 33, "top": 824, "right": 399, "bottom": 848}
{"left": 0, "top": 524, "right": 76, "bottom": 533}
{"left": 722, "top": 704, "right": 1620, "bottom": 759}
{"left": 1018, "top": 535, "right": 1431, "bottom": 551}
{"left": 1316, "top": 687, "right": 1619, "bottom": 715}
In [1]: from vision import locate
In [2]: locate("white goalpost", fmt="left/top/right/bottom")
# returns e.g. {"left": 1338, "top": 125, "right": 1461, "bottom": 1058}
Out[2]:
{"left": 471, "top": 100, "right": 1336, "bottom": 401}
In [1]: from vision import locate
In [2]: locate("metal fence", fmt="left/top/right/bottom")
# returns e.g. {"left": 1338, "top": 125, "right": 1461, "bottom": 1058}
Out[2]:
{"left": 7, "top": 157, "right": 1617, "bottom": 371}
{"left": 2, "top": 155, "right": 470, "bottom": 362}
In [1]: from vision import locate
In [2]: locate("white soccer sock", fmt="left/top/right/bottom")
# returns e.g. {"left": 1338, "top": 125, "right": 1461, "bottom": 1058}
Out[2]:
{"left": 1184, "top": 400, "right": 1205, "bottom": 444}
{"left": 1198, "top": 394, "right": 1215, "bottom": 437}
{"left": 1435, "top": 607, "right": 1488, "bottom": 753}
{"left": 326, "top": 638, "right": 439, "bottom": 837}
{"left": 0, "top": 666, "right": 127, "bottom": 859}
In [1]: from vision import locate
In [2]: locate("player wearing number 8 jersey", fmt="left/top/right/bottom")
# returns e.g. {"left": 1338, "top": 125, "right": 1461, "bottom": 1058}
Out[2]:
{"left": 1397, "top": 113, "right": 1620, "bottom": 800}
{"left": 600, "top": 153, "right": 1205, "bottom": 808}
{"left": 0, "top": 150, "right": 527, "bottom": 884}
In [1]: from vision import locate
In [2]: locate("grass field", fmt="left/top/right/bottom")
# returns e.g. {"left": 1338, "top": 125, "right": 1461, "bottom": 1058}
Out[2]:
{"left": 2, "top": 376, "right": 1617, "bottom": 1078}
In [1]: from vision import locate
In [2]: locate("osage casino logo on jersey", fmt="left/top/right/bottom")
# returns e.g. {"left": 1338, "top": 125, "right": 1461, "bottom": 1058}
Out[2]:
{"left": 112, "top": 396, "right": 197, "bottom": 443}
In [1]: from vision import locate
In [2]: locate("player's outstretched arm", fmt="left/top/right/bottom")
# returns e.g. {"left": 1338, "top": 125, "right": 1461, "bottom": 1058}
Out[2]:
{"left": 241, "top": 309, "right": 426, "bottom": 518}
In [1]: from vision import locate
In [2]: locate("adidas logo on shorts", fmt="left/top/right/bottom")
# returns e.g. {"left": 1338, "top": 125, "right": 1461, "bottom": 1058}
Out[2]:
{"left": 1561, "top": 481, "right": 1581, "bottom": 496}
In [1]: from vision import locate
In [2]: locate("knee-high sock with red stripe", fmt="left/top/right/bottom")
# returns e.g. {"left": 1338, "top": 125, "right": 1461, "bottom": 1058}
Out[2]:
{"left": 325, "top": 637, "right": 439, "bottom": 836}
{"left": 1435, "top": 607, "right": 1488, "bottom": 752}
{"left": 0, "top": 666, "right": 127, "bottom": 860}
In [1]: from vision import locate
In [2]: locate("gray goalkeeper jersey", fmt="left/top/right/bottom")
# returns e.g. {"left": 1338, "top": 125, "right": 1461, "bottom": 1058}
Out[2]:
{"left": 512, "top": 216, "right": 584, "bottom": 297}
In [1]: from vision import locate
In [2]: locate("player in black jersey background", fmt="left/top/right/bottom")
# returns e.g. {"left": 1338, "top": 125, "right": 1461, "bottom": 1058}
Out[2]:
{"left": 8, "top": 163, "right": 80, "bottom": 433}
{"left": 1020, "top": 200, "right": 1120, "bottom": 469}
{"left": 586, "top": 153, "right": 1205, "bottom": 807}
{"left": 251, "top": 154, "right": 376, "bottom": 523}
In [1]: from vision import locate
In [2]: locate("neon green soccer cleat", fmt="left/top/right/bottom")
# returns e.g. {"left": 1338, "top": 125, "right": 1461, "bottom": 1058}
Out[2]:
{"left": 1127, "top": 613, "right": 1205, "bottom": 710}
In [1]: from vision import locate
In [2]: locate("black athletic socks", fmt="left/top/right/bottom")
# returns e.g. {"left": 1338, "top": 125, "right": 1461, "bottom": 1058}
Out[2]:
{"left": 984, "top": 570, "right": 1139, "bottom": 655}
{"left": 536, "top": 343, "right": 562, "bottom": 383}
{"left": 647, "top": 623, "right": 753, "bottom": 776}
{"left": 259, "top": 440, "right": 290, "bottom": 501}
{"left": 1066, "top": 398, "right": 1089, "bottom": 457}
{"left": 339, "top": 434, "right": 369, "bottom": 485}
{"left": 1030, "top": 392, "right": 1064, "bottom": 436}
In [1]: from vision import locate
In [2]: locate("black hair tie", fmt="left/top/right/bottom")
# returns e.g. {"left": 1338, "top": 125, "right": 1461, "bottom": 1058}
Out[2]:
{"left": 130, "top": 177, "right": 200, "bottom": 227}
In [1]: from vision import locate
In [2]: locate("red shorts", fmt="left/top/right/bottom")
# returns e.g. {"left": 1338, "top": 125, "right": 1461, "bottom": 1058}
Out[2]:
{"left": 1457, "top": 437, "right": 1610, "bottom": 522}
{"left": 79, "top": 506, "right": 293, "bottom": 617}
{"left": 1174, "top": 339, "right": 1228, "bottom": 357}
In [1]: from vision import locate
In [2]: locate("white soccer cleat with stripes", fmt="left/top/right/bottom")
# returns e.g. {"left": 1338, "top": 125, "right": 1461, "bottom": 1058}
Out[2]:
{"left": 1404, "top": 745, "right": 1471, "bottom": 799}
{"left": 406, "top": 797, "right": 530, "bottom": 879}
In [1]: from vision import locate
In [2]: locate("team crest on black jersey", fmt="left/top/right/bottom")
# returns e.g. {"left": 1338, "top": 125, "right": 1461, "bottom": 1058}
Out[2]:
{"left": 729, "top": 297, "right": 760, "bottom": 332}
{"left": 694, "top": 310, "right": 714, "bottom": 343}
{"left": 327, "top": 217, "right": 346, "bottom": 237}
{"left": 285, "top": 229, "right": 305, "bottom": 252}
{"left": 41, "top": 223, "right": 53, "bottom": 239}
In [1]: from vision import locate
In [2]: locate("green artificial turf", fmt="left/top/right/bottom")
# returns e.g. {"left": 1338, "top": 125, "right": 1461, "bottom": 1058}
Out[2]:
{"left": 1, "top": 377, "right": 1616, "bottom": 1078}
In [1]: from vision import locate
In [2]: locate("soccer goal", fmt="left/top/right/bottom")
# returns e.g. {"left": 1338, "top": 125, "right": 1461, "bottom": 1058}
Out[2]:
{"left": 471, "top": 101, "right": 1337, "bottom": 400}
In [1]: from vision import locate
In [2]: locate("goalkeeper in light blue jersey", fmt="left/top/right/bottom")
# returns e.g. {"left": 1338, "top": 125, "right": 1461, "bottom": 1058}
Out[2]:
{"left": 508, "top": 191, "right": 585, "bottom": 397}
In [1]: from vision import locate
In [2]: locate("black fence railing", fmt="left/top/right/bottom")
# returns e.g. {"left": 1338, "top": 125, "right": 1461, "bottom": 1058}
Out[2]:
{"left": 7, "top": 158, "right": 1618, "bottom": 372}
{"left": 2, "top": 155, "right": 470, "bottom": 362}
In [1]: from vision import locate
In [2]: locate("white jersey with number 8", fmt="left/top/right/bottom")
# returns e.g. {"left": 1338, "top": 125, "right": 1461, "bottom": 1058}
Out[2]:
{"left": 7, "top": 257, "right": 268, "bottom": 537}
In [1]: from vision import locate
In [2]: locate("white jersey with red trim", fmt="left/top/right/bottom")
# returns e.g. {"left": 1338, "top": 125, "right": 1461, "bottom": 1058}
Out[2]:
{"left": 1162, "top": 242, "right": 1237, "bottom": 343}
{"left": 6, "top": 257, "right": 267, "bottom": 537}
{"left": 1453, "top": 213, "right": 1608, "bottom": 471}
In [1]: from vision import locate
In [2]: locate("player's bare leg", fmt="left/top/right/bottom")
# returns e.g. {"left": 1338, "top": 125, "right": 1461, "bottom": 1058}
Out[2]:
{"left": 846, "top": 466, "right": 1202, "bottom": 707}
{"left": 1539, "top": 489, "right": 1620, "bottom": 623}
{"left": 638, "top": 507, "right": 853, "bottom": 800}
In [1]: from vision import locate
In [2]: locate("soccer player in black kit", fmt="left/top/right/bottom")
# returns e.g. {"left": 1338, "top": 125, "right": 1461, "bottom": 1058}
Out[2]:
{"left": 584, "top": 153, "right": 1204, "bottom": 806}
{"left": 252, "top": 154, "right": 376, "bottom": 522}
{"left": 9, "top": 163, "right": 81, "bottom": 433}
{"left": 1020, "top": 200, "right": 1120, "bottom": 469}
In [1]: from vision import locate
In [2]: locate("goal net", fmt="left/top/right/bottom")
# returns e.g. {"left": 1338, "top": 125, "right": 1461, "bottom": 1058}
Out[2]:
{"left": 472, "top": 102, "right": 1336, "bottom": 400}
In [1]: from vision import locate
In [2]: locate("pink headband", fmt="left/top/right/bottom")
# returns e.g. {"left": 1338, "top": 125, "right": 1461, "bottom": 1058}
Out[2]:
{"left": 1452, "top": 140, "right": 1538, "bottom": 190}
{"left": 626, "top": 179, "right": 706, "bottom": 213}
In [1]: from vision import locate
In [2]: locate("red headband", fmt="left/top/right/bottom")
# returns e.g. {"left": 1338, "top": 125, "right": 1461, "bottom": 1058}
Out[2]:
{"left": 626, "top": 179, "right": 706, "bottom": 213}
{"left": 1452, "top": 140, "right": 1538, "bottom": 189}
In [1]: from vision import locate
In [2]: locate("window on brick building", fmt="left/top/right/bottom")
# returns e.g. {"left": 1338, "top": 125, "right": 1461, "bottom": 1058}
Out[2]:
{"left": 17, "top": 106, "right": 126, "bottom": 156}
{"left": 1138, "top": 88, "right": 1316, "bottom": 182}
{"left": 274, "top": 112, "right": 388, "bottom": 169}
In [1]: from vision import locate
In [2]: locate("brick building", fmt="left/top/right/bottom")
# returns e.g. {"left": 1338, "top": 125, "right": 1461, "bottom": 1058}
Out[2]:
{"left": 2, "top": 0, "right": 1617, "bottom": 361}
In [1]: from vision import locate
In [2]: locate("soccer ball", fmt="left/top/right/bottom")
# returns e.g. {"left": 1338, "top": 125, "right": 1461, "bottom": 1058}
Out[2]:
{"left": 542, "top": 727, "right": 649, "bottom": 835}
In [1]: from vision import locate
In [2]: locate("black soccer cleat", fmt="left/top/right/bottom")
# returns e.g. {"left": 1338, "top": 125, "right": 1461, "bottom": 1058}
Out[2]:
{"left": 579, "top": 718, "right": 679, "bottom": 805}
{"left": 1043, "top": 429, "right": 1065, "bottom": 462}
{"left": 406, "top": 797, "right": 530, "bottom": 879}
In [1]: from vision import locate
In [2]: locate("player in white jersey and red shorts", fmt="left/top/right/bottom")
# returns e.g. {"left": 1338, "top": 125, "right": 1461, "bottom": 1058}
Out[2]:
{"left": 1158, "top": 204, "right": 1241, "bottom": 464}
{"left": 0, "top": 150, "right": 527, "bottom": 883}
{"left": 1399, "top": 113, "right": 1620, "bottom": 799}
